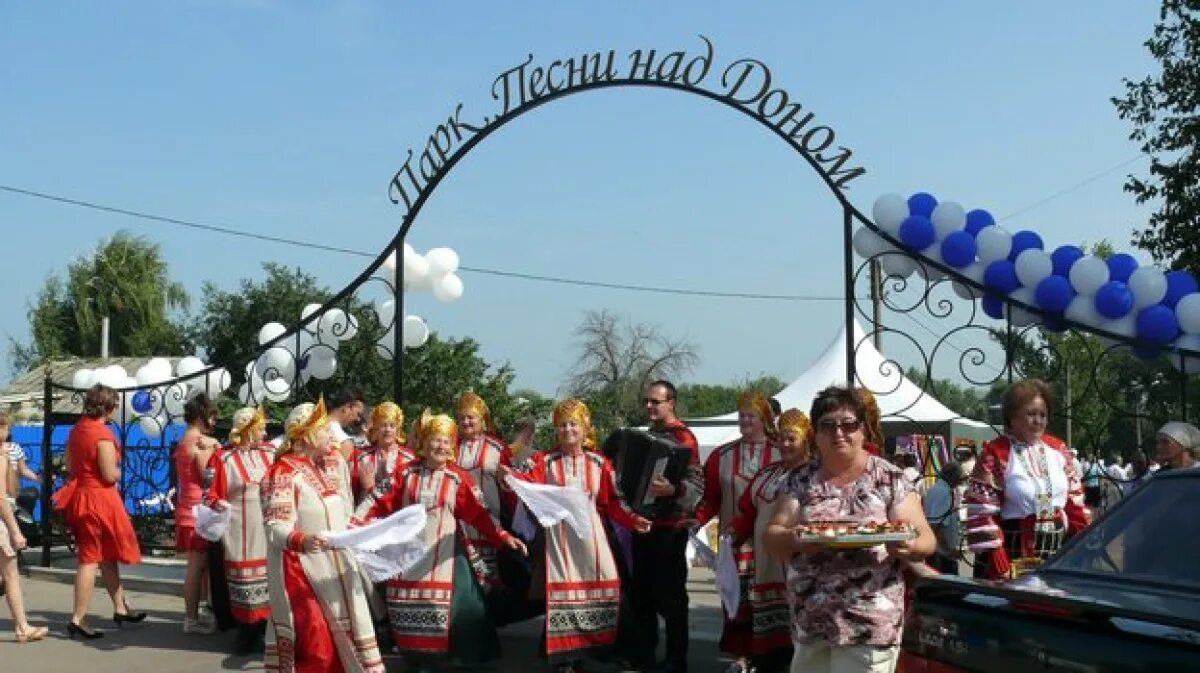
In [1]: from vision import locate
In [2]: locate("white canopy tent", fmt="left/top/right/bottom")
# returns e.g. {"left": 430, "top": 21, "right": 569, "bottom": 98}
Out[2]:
{"left": 688, "top": 320, "right": 994, "bottom": 456}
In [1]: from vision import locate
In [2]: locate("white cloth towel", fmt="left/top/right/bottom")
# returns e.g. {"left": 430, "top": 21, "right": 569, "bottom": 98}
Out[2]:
{"left": 193, "top": 504, "right": 231, "bottom": 542}
{"left": 328, "top": 505, "right": 429, "bottom": 583}
{"left": 503, "top": 475, "right": 593, "bottom": 540}
{"left": 715, "top": 534, "right": 740, "bottom": 619}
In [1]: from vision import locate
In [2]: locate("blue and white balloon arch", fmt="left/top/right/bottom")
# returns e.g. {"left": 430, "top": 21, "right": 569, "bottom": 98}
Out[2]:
{"left": 853, "top": 192, "right": 1200, "bottom": 374}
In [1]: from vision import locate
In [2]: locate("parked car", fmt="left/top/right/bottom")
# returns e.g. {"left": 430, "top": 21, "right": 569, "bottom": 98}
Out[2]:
{"left": 902, "top": 468, "right": 1200, "bottom": 672}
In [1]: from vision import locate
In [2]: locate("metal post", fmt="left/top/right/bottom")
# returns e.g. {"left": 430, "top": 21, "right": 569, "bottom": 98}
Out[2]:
{"left": 869, "top": 259, "right": 883, "bottom": 352}
{"left": 1064, "top": 362, "right": 1072, "bottom": 449}
{"left": 392, "top": 240, "right": 405, "bottom": 404}
{"left": 843, "top": 206, "right": 856, "bottom": 386}
{"left": 39, "top": 370, "right": 53, "bottom": 566}
{"left": 101, "top": 316, "right": 110, "bottom": 359}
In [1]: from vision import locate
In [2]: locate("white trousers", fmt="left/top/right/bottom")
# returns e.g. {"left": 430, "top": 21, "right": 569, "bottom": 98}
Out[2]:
{"left": 789, "top": 640, "right": 899, "bottom": 673}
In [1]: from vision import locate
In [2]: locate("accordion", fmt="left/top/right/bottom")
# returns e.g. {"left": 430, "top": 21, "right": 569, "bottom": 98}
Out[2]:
{"left": 602, "top": 428, "right": 693, "bottom": 519}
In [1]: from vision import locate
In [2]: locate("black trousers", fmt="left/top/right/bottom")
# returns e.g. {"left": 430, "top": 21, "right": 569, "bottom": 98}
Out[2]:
{"left": 629, "top": 526, "right": 690, "bottom": 668}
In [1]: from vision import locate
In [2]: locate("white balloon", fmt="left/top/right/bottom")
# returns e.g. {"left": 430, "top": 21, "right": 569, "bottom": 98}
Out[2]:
{"left": 952, "top": 282, "right": 979, "bottom": 301}
{"left": 282, "top": 329, "right": 316, "bottom": 359}
{"left": 147, "top": 357, "right": 174, "bottom": 381}
{"left": 306, "top": 350, "right": 338, "bottom": 380}
{"left": 375, "top": 328, "right": 395, "bottom": 360}
{"left": 205, "top": 368, "right": 232, "bottom": 394}
{"left": 975, "top": 226, "right": 1012, "bottom": 264}
{"left": 1176, "top": 293, "right": 1200, "bottom": 335}
{"left": 1014, "top": 249, "right": 1053, "bottom": 289}
{"left": 256, "top": 347, "right": 296, "bottom": 383}
{"left": 72, "top": 368, "right": 95, "bottom": 389}
{"left": 1128, "top": 266, "right": 1168, "bottom": 309}
{"left": 930, "top": 201, "right": 966, "bottom": 240}
{"left": 383, "top": 249, "right": 398, "bottom": 273}
{"left": 404, "top": 254, "right": 432, "bottom": 291}
{"left": 139, "top": 414, "right": 165, "bottom": 438}
{"left": 917, "top": 263, "right": 944, "bottom": 283}
{"left": 163, "top": 384, "right": 189, "bottom": 417}
{"left": 425, "top": 247, "right": 461, "bottom": 277}
{"left": 881, "top": 253, "right": 916, "bottom": 279}
{"left": 402, "top": 243, "right": 415, "bottom": 259}
{"left": 852, "top": 227, "right": 887, "bottom": 259}
{"left": 318, "top": 308, "right": 358, "bottom": 342}
{"left": 872, "top": 193, "right": 909, "bottom": 235}
{"left": 402, "top": 315, "right": 430, "bottom": 349}
{"left": 1172, "top": 334, "right": 1200, "bottom": 374}
{"left": 258, "top": 322, "right": 287, "bottom": 346}
{"left": 175, "top": 356, "right": 205, "bottom": 381}
{"left": 1064, "top": 293, "right": 1104, "bottom": 329}
{"left": 262, "top": 373, "right": 292, "bottom": 403}
{"left": 300, "top": 303, "right": 323, "bottom": 333}
{"left": 1008, "top": 287, "right": 1040, "bottom": 327}
{"left": 432, "top": 273, "right": 464, "bottom": 303}
{"left": 1068, "top": 255, "right": 1110, "bottom": 296}
{"left": 376, "top": 299, "right": 395, "bottom": 330}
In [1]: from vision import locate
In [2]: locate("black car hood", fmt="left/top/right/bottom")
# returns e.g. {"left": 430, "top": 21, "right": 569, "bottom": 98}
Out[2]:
{"left": 1027, "top": 570, "right": 1200, "bottom": 625}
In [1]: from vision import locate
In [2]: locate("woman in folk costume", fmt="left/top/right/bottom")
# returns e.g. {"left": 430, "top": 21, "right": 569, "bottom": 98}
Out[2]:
{"left": 454, "top": 392, "right": 513, "bottom": 583}
{"left": 205, "top": 406, "right": 273, "bottom": 654}
{"left": 694, "top": 390, "right": 782, "bottom": 666}
{"left": 357, "top": 410, "right": 527, "bottom": 673}
{"left": 725, "top": 408, "right": 812, "bottom": 673}
{"left": 262, "top": 399, "right": 385, "bottom": 673}
{"left": 505, "top": 399, "right": 652, "bottom": 673}
{"left": 964, "top": 379, "right": 1089, "bottom": 579}
{"left": 351, "top": 402, "right": 413, "bottom": 505}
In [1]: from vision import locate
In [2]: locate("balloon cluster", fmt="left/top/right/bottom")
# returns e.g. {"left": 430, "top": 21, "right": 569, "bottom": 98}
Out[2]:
{"left": 70, "top": 357, "right": 232, "bottom": 437}
{"left": 244, "top": 304, "right": 360, "bottom": 405}
{"left": 855, "top": 192, "right": 1200, "bottom": 373}
{"left": 376, "top": 243, "right": 465, "bottom": 357}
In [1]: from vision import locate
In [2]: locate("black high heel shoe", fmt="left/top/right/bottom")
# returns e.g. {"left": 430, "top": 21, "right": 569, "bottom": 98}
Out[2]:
{"left": 113, "top": 603, "right": 148, "bottom": 627}
{"left": 67, "top": 621, "right": 104, "bottom": 640}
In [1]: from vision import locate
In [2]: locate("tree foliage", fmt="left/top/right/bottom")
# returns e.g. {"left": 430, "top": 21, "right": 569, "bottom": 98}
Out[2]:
{"left": 676, "top": 375, "right": 786, "bottom": 418}
{"left": 1113, "top": 0, "right": 1200, "bottom": 270}
{"left": 8, "top": 231, "right": 190, "bottom": 373}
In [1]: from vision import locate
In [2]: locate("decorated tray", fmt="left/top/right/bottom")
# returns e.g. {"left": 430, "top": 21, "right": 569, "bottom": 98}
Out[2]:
{"left": 796, "top": 521, "right": 916, "bottom": 548}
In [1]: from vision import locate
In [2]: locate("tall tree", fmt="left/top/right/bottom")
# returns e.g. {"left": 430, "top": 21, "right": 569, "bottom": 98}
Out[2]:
{"left": 8, "top": 231, "right": 190, "bottom": 372}
{"left": 676, "top": 374, "right": 786, "bottom": 418}
{"left": 1113, "top": 0, "right": 1200, "bottom": 270}
{"left": 564, "top": 310, "right": 699, "bottom": 433}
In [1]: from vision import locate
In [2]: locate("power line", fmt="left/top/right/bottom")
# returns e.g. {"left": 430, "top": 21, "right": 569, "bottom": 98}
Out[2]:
{"left": 0, "top": 184, "right": 843, "bottom": 302}
{"left": 997, "top": 154, "right": 1144, "bottom": 223}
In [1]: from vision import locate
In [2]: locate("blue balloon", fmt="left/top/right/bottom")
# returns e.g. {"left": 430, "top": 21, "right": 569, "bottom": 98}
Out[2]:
{"left": 983, "top": 260, "right": 1020, "bottom": 294}
{"left": 1163, "top": 270, "right": 1199, "bottom": 308}
{"left": 1136, "top": 304, "right": 1180, "bottom": 344}
{"left": 1042, "top": 315, "right": 1068, "bottom": 333}
{"left": 1134, "top": 345, "right": 1164, "bottom": 362}
{"left": 939, "top": 231, "right": 977, "bottom": 268}
{"left": 1094, "top": 281, "right": 1134, "bottom": 319}
{"left": 982, "top": 295, "right": 1005, "bottom": 320}
{"left": 964, "top": 209, "right": 995, "bottom": 236}
{"left": 1035, "top": 275, "right": 1074, "bottom": 312}
{"left": 1106, "top": 253, "right": 1139, "bottom": 284}
{"left": 132, "top": 390, "right": 153, "bottom": 414}
{"left": 898, "top": 215, "right": 936, "bottom": 251}
{"left": 1008, "top": 230, "right": 1045, "bottom": 261}
{"left": 908, "top": 192, "right": 938, "bottom": 218}
{"left": 1050, "top": 245, "right": 1084, "bottom": 277}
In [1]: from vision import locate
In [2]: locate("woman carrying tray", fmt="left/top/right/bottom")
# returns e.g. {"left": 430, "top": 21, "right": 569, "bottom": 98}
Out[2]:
{"left": 765, "top": 386, "right": 935, "bottom": 673}
{"left": 725, "top": 408, "right": 812, "bottom": 673}
{"left": 694, "top": 390, "right": 782, "bottom": 670}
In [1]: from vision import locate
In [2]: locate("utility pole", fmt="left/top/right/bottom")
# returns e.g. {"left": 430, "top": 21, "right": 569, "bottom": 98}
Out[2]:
{"left": 870, "top": 259, "right": 883, "bottom": 351}
{"left": 101, "top": 316, "right": 110, "bottom": 359}
{"left": 1064, "top": 362, "right": 1072, "bottom": 449}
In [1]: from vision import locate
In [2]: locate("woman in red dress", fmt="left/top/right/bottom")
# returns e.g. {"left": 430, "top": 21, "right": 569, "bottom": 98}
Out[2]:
{"left": 176, "top": 393, "right": 221, "bottom": 634}
{"left": 54, "top": 384, "right": 145, "bottom": 639}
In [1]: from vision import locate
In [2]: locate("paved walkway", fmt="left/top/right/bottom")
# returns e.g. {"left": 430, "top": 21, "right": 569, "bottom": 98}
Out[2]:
{"left": 1, "top": 565, "right": 731, "bottom": 672}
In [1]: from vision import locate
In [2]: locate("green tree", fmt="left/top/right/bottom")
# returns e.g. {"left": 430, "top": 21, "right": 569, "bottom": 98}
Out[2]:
{"left": 8, "top": 231, "right": 190, "bottom": 372}
{"left": 676, "top": 374, "right": 786, "bottom": 418}
{"left": 902, "top": 367, "right": 990, "bottom": 421}
{"left": 1113, "top": 0, "right": 1200, "bottom": 270}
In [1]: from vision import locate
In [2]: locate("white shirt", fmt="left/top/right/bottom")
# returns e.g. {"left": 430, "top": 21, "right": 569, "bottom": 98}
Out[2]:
{"left": 5, "top": 442, "right": 24, "bottom": 467}
{"left": 329, "top": 421, "right": 350, "bottom": 445}
{"left": 1001, "top": 440, "right": 1069, "bottom": 520}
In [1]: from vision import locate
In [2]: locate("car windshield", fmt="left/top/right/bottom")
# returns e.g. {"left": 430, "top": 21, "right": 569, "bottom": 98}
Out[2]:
{"left": 1049, "top": 476, "right": 1200, "bottom": 588}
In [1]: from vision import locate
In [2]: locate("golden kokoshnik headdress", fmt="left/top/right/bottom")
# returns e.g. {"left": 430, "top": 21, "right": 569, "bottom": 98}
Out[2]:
{"left": 368, "top": 401, "right": 406, "bottom": 446}
{"left": 552, "top": 398, "right": 598, "bottom": 450}
{"left": 456, "top": 391, "right": 496, "bottom": 435}
{"left": 738, "top": 390, "right": 778, "bottom": 439}
{"left": 858, "top": 387, "right": 884, "bottom": 448}
{"left": 282, "top": 397, "right": 330, "bottom": 454}
{"left": 229, "top": 406, "right": 266, "bottom": 446}
{"left": 412, "top": 408, "right": 458, "bottom": 457}
{"left": 777, "top": 408, "right": 812, "bottom": 442}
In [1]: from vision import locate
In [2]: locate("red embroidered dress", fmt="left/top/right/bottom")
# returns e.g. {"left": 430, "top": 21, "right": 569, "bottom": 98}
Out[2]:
{"left": 512, "top": 449, "right": 645, "bottom": 662}
{"left": 351, "top": 444, "right": 413, "bottom": 504}
{"left": 695, "top": 438, "right": 783, "bottom": 657}
{"left": 206, "top": 444, "right": 273, "bottom": 623}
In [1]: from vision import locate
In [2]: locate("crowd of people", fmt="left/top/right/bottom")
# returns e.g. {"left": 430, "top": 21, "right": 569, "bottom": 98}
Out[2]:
{"left": 1, "top": 377, "right": 1198, "bottom": 673}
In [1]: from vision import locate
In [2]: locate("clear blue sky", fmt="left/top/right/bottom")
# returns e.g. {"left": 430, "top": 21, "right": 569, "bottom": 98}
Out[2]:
{"left": 1, "top": 2, "right": 1159, "bottom": 397}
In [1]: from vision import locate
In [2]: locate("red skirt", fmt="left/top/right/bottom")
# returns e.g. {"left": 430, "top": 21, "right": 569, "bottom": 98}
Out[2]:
{"left": 56, "top": 482, "right": 141, "bottom": 565}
